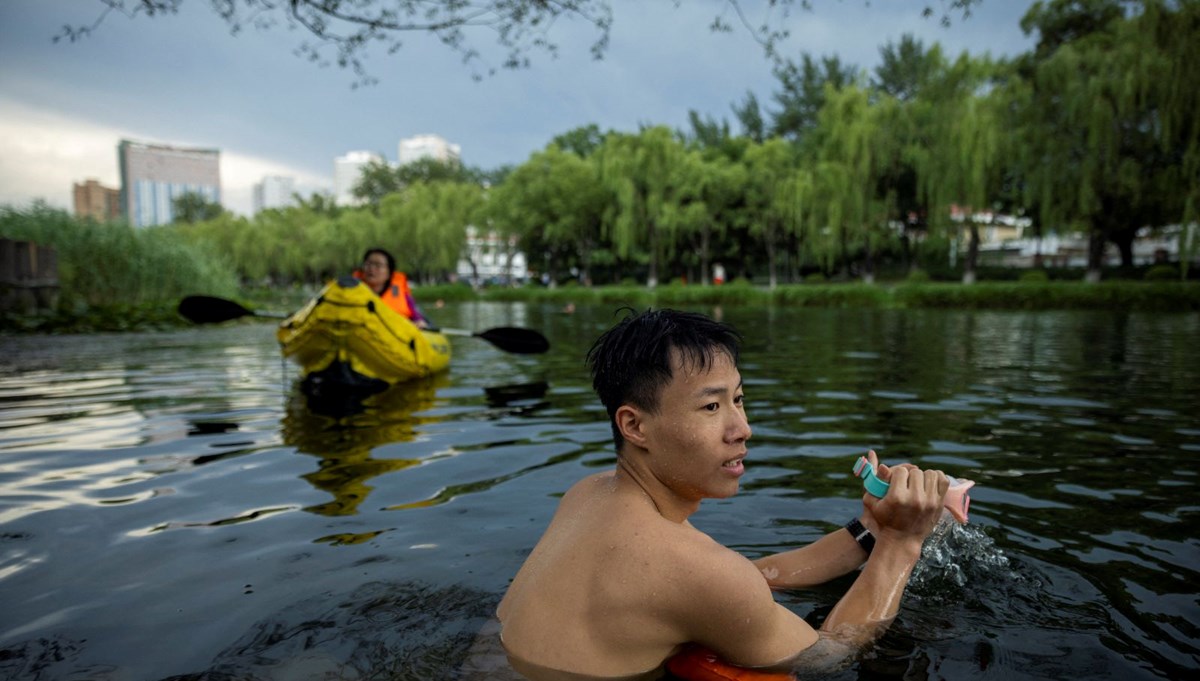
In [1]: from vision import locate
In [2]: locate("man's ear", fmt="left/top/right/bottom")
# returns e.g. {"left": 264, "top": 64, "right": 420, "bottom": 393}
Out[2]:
{"left": 615, "top": 404, "right": 648, "bottom": 448}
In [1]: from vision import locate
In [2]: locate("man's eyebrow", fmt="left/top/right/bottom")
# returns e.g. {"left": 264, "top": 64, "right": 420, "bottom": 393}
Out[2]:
{"left": 694, "top": 380, "right": 743, "bottom": 398}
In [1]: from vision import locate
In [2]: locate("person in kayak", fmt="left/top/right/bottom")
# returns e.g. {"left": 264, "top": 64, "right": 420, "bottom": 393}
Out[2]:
{"left": 496, "top": 308, "right": 949, "bottom": 679}
{"left": 354, "top": 247, "right": 430, "bottom": 328}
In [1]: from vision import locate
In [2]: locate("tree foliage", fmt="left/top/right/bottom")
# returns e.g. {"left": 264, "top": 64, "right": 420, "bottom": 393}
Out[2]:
{"left": 352, "top": 157, "right": 481, "bottom": 206}
{"left": 172, "top": 191, "right": 225, "bottom": 224}
{"left": 63, "top": 1, "right": 984, "bottom": 84}
{"left": 488, "top": 144, "right": 607, "bottom": 285}
{"left": 1011, "top": 0, "right": 1199, "bottom": 279}
{"left": 61, "top": 1, "right": 1192, "bottom": 289}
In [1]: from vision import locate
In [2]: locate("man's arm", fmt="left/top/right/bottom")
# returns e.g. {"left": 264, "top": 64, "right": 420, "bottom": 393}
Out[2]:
{"left": 752, "top": 527, "right": 871, "bottom": 589}
{"left": 754, "top": 453, "right": 914, "bottom": 589}
{"left": 684, "top": 466, "right": 948, "bottom": 670}
{"left": 818, "top": 466, "right": 947, "bottom": 640}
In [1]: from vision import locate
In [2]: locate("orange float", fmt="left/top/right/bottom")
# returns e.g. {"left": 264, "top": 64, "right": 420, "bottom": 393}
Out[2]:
{"left": 666, "top": 646, "right": 794, "bottom": 681}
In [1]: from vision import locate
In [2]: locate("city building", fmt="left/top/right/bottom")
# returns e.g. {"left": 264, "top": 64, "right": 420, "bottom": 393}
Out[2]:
{"left": 456, "top": 225, "right": 528, "bottom": 286}
{"left": 398, "top": 134, "right": 461, "bottom": 166}
{"left": 252, "top": 175, "right": 296, "bottom": 214}
{"left": 72, "top": 179, "right": 121, "bottom": 222}
{"left": 118, "top": 139, "right": 221, "bottom": 227}
{"left": 333, "top": 150, "right": 385, "bottom": 206}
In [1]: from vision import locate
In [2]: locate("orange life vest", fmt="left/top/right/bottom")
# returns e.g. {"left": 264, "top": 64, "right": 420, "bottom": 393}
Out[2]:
{"left": 353, "top": 270, "right": 415, "bottom": 319}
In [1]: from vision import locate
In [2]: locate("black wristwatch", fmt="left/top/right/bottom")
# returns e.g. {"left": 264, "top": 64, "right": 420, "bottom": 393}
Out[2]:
{"left": 845, "top": 517, "right": 876, "bottom": 556}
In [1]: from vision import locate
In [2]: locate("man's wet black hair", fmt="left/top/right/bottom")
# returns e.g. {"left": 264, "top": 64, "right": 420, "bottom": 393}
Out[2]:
{"left": 586, "top": 308, "right": 742, "bottom": 452}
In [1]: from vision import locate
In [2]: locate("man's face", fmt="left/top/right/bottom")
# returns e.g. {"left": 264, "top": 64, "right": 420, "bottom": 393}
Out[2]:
{"left": 638, "top": 348, "right": 751, "bottom": 501}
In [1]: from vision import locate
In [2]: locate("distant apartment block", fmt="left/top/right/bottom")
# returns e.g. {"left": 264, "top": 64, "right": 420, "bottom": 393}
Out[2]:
{"left": 334, "top": 150, "right": 384, "bottom": 206}
{"left": 398, "top": 134, "right": 461, "bottom": 166}
{"left": 253, "top": 175, "right": 296, "bottom": 214}
{"left": 118, "top": 139, "right": 221, "bottom": 227}
{"left": 72, "top": 179, "right": 121, "bottom": 222}
{"left": 457, "top": 225, "right": 528, "bottom": 286}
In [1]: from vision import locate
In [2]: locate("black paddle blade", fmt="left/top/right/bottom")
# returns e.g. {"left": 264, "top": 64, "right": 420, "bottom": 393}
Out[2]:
{"left": 475, "top": 327, "right": 550, "bottom": 354}
{"left": 178, "top": 295, "right": 255, "bottom": 324}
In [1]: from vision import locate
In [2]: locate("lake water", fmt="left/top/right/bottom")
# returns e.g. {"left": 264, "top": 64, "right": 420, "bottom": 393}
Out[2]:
{"left": 1, "top": 302, "right": 1197, "bottom": 680}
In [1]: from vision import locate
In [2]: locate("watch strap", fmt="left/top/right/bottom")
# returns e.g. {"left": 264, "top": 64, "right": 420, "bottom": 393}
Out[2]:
{"left": 844, "top": 517, "right": 876, "bottom": 556}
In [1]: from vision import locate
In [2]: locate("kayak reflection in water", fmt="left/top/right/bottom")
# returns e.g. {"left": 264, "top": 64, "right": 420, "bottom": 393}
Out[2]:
{"left": 496, "top": 308, "right": 951, "bottom": 680}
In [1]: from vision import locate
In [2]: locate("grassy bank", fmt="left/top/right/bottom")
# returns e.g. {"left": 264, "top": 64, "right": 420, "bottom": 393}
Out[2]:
{"left": 3, "top": 280, "right": 1197, "bottom": 335}
{"left": 418, "top": 280, "right": 1200, "bottom": 313}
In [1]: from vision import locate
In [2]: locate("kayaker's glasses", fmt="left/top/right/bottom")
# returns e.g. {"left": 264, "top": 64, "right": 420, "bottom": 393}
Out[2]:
{"left": 362, "top": 261, "right": 388, "bottom": 269}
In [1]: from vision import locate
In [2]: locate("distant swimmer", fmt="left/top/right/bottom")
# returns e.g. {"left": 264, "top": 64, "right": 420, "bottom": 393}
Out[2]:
{"left": 497, "top": 308, "right": 950, "bottom": 680}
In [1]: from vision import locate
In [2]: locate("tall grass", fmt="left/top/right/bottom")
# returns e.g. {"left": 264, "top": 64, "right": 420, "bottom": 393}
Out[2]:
{"left": 1, "top": 204, "right": 238, "bottom": 308}
{"left": 892, "top": 281, "right": 1200, "bottom": 311}
{"left": 466, "top": 280, "right": 1199, "bottom": 312}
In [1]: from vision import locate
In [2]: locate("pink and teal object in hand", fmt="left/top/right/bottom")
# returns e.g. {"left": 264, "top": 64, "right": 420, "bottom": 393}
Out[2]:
{"left": 853, "top": 456, "right": 975, "bottom": 523}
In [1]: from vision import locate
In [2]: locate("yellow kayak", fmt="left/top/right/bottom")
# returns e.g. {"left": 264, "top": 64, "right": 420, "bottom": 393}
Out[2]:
{"left": 276, "top": 277, "right": 451, "bottom": 391}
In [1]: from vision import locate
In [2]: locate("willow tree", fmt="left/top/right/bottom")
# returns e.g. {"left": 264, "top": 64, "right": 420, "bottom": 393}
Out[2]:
{"left": 1013, "top": 0, "right": 1199, "bottom": 281}
{"left": 328, "top": 209, "right": 383, "bottom": 276}
{"left": 912, "top": 53, "right": 1003, "bottom": 284}
{"left": 378, "top": 182, "right": 483, "bottom": 283}
{"left": 352, "top": 157, "right": 482, "bottom": 206}
{"left": 247, "top": 202, "right": 356, "bottom": 284}
{"left": 489, "top": 145, "right": 608, "bottom": 286}
{"left": 810, "top": 83, "right": 890, "bottom": 281}
{"left": 872, "top": 36, "right": 947, "bottom": 272}
{"left": 596, "top": 127, "right": 687, "bottom": 287}
{"left": 661, "top": 148, "right": 747, "bottom": 285}
{"left": 804, "top": 160, "right": 851, "bottom": 275}
{"left": 743, "top": 138, "right": 806, "bottom": 288}
{"left": 769, "top": 53, "right": 860, "bottom": 149}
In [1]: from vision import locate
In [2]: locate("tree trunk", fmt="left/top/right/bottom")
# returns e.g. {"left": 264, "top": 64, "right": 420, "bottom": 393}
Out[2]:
{"left": 1086, "top": 230, "right": 1106, "bottom": 283}
{"left": 862, "top": 235, "right": 875, "bottom": 284}
{"left": 647, "top": 222, "right": 659, "bottom": 288}
{"left": 579, "top": 244, "right": 593, "bottom": 287}
{"left": 1113, "top": 232, "right": 1135, "bottom": 268}
{"left": 767, "top": 236, "right": 778, "bottom": 290}
{"left": 839, "top": 227, "right": 850, "bottom": 280}
{"left": 962, "top": 223, "right": 980, "bottom": 285}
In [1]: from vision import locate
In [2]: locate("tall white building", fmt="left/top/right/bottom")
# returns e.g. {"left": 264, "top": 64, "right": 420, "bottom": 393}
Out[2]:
{"left": 398, "top": 134, "right": 461, "bottom": 166}
{"left": 252, "top": 175, "right": 296, "bottom": 214}
{"left": 334, "top": 150, "right": 385, "bottom": 206}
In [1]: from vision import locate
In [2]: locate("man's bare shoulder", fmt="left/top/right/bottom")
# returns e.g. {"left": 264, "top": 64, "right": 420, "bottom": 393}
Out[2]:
{"left": 653, "top": 532, "right": 817, "bottom": 666}
{"left": 659, "top": 528, "right": 772, "bottom": 596}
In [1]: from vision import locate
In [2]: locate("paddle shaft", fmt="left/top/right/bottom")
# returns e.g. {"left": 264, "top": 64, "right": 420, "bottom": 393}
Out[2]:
{"left": 179, "top": 295, "right": 549, "bottom": 354}
{"left": 439, "top": 326, "right": 550, "bottom": 354}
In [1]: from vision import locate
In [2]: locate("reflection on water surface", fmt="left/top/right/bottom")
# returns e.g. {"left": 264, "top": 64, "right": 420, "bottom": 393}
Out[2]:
{"left": 0, "top": 304, "right": 1197, "bottom": 680}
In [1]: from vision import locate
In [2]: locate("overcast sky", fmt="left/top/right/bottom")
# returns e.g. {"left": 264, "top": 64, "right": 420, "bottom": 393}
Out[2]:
{"left": 0, "top": 0, "right": 1038, "bottom": 216}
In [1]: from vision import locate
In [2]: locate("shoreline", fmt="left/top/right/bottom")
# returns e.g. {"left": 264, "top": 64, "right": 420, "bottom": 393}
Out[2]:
{"left": 3, "top": 280, "right": 1198, "bottom": 335}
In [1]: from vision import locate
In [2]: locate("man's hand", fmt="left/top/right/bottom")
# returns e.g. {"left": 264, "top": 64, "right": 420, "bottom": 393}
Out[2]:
{"left": 860, "top": 451, "right": 948, "bottom": 547}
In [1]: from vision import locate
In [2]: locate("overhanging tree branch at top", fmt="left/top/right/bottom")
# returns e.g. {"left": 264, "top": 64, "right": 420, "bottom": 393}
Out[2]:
{"left": 56, "top": 0, "right": 982, "bottom": 85}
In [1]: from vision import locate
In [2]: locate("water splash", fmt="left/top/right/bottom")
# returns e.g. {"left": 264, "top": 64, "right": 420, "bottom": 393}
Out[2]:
{"left": 910, "top": 515, "right": 1021, "bottom": 592}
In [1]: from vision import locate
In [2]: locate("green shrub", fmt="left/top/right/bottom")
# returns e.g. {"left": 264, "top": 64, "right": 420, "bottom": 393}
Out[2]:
{"left": 413, "top": 283, "right": 477, "bottom": 302}
{"left": 804, "top": 272, "right": 827, "bottom": 284}
{"left": 905, "top": 269, "right": 931, "bottom": 283}
{"left": 0, "top": 203, "right": 238, "bottom": 309}
{"left": 1019, "top": 269, "right": 1050, "bottom": 283}
{"left": 1144, "top": 264, "right": 1180, "bottom": 281}
{"left": 775, "top": 283, "right": 889, "bottom": 308}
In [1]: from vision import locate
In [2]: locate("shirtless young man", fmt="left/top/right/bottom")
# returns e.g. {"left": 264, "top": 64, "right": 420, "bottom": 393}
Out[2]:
{"left": 497, "top": 309, "right": 949, "bottom": 679}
